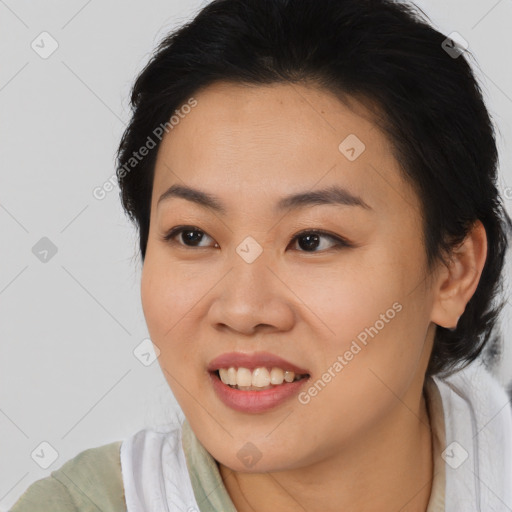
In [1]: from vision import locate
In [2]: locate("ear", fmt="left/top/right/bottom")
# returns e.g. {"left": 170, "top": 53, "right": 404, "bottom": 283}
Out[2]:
{"left": 430, "top": 220, "right": 488, "bottom": 329}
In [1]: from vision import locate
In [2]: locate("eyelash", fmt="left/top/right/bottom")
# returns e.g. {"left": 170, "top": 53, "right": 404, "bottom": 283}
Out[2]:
{"left": 161, "top": 225, "right": 352, "bottom": 252}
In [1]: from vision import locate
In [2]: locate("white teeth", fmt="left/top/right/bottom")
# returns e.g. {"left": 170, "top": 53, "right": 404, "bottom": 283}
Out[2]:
{"left": 252, "top": 367, "right": 270, "bottom": 387}
{"left": 217, "top": 366, "right": 307, "bottom": 388}
{"left": 283, "top": 370, "right": 295, "bottom": 383}
{"left": 270, "top": 367, "right": 284, "bottom": 385}
{"left": 219, "top": 368, "right": 229, "bottom": 384}
{"left": 237, "top": 368, "right": 252, "bottom": 387}
{"left": 227, "top": 367, "right": 237, "bottom": 386}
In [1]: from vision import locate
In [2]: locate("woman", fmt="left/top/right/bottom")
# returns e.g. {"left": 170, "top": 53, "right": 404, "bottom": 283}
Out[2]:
{"left": 11, "top": 0, "right": 512, "bottom": 510}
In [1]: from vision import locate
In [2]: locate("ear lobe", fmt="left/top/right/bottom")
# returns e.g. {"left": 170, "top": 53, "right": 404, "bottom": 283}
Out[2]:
{"left": 430, "top": 220, "right": 488, "bottom": 329}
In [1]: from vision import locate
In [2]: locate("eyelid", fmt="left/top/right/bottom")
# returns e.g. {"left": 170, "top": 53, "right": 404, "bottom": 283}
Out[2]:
{"left": 289, "top": 228, "right": 352, "bottom": 249}
{"left": 162, "top": 225, "right": 216, "bottom": 247}
{"left": 162, "top": 225, "right": 353, "bottom": 251}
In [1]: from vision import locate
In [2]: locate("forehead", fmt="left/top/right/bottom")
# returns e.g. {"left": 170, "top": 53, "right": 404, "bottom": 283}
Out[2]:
{"left": 151, "top": 81, "right": 420, "bottom": 218}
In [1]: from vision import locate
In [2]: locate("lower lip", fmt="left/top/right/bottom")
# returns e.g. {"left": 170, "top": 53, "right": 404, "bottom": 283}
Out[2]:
{"left": 209, "top": 371, "right": 310, "bottom": 413}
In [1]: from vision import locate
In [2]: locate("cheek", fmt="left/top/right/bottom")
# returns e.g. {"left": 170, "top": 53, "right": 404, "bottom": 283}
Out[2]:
{"left": 141, "top": 257, "right": 169, "bottom": 338}
{"left": 140, "top": 253, "right": 218, "bottom": 390}
{"left": 286, "top": 256, "right": 406, "bottom": 339}
{"left": 319, "top": 299, "right": 428, "bottom": 415}
{"left": 294, "top": 255, "right": 426, "bottom": 381}
{"left": 141, "top": 255, "right": 203, "bottom": 337}
{"left": 140, "top": 257, "right": 205, "bottom": 396}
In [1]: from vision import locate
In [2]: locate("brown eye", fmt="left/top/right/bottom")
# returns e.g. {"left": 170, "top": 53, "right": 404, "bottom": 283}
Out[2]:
{"left": 288, "top": 230, "right": 350, "bottom": 253}
{"left": 162, "top": 226, "right": 218, "bottom": 248}
{"left": 162, "top": 226, "right": 350, "bottom": 252}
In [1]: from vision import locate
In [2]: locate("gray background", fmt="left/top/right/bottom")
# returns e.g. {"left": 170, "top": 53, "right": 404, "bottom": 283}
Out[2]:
{"left": 1, "top": 0, "right": 511, "bottom": 509}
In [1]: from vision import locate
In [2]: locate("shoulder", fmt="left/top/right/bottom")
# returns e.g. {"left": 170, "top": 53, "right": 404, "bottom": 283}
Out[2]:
{"left": 10, "top": 440, "right": 125, "bottom": 512}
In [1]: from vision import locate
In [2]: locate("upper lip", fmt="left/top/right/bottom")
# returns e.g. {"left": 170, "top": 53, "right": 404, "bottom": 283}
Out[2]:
{"left": 207, "top": 351, "right": 310, "bottom": 375}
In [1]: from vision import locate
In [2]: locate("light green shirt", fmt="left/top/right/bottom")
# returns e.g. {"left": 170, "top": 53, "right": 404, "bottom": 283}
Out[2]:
{"left": 10, "top": 376, "right": 445, "bottom": 511}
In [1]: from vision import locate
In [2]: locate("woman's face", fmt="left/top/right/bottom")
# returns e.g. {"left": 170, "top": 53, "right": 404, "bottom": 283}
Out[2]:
{"left": 141, "top": 81, "right": 440, "bottom": 472}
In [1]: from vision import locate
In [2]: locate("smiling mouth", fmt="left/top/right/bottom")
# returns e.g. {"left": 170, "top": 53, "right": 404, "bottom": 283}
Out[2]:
{"left": 212, "top": 369, "right": 310, "bottom": 391}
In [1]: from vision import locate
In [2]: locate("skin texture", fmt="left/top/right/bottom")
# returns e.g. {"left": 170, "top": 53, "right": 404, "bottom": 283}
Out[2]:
{"left": 140, "top": 81, "right": 487, "bottom": 512}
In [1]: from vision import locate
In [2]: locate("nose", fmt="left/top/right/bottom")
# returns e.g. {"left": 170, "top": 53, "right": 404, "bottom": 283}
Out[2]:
{"left": 206, "top": 248, "right": 296, "bottom": 336}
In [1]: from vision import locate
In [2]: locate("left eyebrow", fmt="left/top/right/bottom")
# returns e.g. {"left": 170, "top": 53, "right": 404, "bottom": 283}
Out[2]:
{"left": 157, "top": 183, "right": 373, "bottom": 215}
{"left": 275, "top": 184, "right": 372, "bottom": 213}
